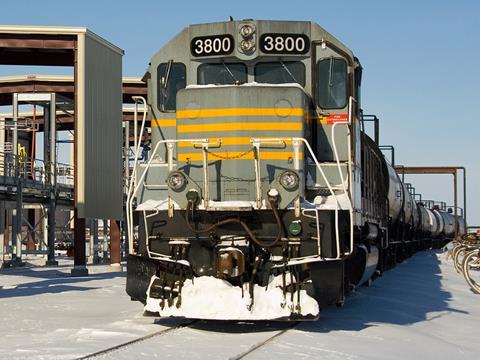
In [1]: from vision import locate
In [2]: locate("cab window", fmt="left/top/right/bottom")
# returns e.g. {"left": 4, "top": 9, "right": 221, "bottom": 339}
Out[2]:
{"left": 157, "top": 62, "right": 186, "bottom": 112}
{"left": 197, "top": 63, "right": 247, "bottom": 85}
{"left": 316, "top": 58, "right": 348, "bottom": 109}
{"left": 255, "top": 61, "right": 305, "bottom": 87}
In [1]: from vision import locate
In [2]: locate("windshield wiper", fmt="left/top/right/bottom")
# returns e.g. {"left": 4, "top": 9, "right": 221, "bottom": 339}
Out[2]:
{"left": 280, "top": 60, "right": 299, "bottom": 84}
{"left": 328, "top": 56, "right": 334, "bottom": 87}
{"left": 163, "top": 59, "right": 173, "bottom": 90}
{"left": 221, "top": 61, "right": 239, "bottom": 84}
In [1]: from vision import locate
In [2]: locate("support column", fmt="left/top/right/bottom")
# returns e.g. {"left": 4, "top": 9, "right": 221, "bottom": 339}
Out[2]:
{"left": 103, "top": 219, "right": 109, "bottom": 260}
{"left": 45, "top": 98, "right": 58, "bottom": 266}
{"left": 0, "top": 201, "right": 5, "bottom": 265}
{"left": 92, "top": 219, "right": 99, "bottom": 264}
{"left": 109, "top": 219, "right": 121, "bottom": 271}
{"left": 15, "top": 180, "right": 23, "bottom": 261}
{"left": 27, "top": 210, "right": 36, "bottom": 251}
{"left": 10, "top": 93, "right": 23, "bottom": 267}
{"left": 45, "top": 198, "right": 58, "bottom": 266}
{"left": 453, "top": 171, "right": 458, "bottom": 239}
{"left": 12, "top": 93, "right": 18, "bottom": 170}
{"left": 11, "top": 180, "right": 24, "bottom": 266}
{"left": 42, "top": 207, "right": 48, "bottom": 252}
{"left": 4, "top": 208, "right": 10, "bottom": 259}
{"left": 463, "top": 168, "right": 467, "bottom": 224}
{"left": 88, "top": 219, "right": 93, "bottom": 264}
{"left": 0, "top": 114, "right": 5, "bottom": 176}
{"left": 71, "top": 209, "right": 88, "bottom": 276}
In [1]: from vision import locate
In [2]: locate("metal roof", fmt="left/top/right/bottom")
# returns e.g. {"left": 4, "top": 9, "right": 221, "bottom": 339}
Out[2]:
{"left": 0, "top": 25, "right": 123, "bottom": 55}
{"left": 0, "top": 74, "right": 146, "bottom": 106}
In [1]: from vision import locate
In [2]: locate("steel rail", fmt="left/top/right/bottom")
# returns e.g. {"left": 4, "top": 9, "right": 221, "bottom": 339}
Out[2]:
{"left": 75, "top": 320, "right": 198, "bottom": 359}
{"left": 230, "top": 321, "right": 300, "bottom": 360}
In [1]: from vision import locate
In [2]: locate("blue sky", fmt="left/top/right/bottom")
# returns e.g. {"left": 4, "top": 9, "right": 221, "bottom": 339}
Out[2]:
{"left": 1, "top": 0, "right": 478, "bottom": 224}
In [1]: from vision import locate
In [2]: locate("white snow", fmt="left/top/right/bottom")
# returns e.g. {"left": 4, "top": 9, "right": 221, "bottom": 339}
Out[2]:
{"left": 136, "top": 198, "right": 180, "bottom": 211}
{"left": 313, "top": 192, "right": 352, "bottom": 210}
{"left": 1, "top": 250, "right": 479, "bottom": 359}
{"left": 145, "top": 274, "right": 319, "bottom": 320}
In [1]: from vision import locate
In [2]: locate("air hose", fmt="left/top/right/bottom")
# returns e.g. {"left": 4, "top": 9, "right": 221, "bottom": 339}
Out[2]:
{"left": 185, "top": 199, "right": 283, "bottom": 248}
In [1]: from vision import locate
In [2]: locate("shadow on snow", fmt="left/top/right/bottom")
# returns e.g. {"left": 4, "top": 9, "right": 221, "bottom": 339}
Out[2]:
{"left": 156, "top": 250, "right": 466, "bottom": 333}
{"left": 0, "top": 266, "right": 125, "bottom": 298}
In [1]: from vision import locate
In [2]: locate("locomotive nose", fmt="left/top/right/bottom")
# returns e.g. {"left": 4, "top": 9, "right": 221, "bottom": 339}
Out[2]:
{"left": 169, "top": 84, "right": 307, "bottom": 210}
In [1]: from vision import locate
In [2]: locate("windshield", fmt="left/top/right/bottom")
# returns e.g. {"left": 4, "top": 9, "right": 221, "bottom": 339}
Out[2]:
{"left": 254, "top": 61, "right": 305, "bottom": 86}
{"left": 197, "top": 63, "right": 247, "bottom": 85}
{"left": 157, "top": 62, "right": 186, "bottom": 111}
{"left": 316, "top": 58, "right": 347, "bottom": 109}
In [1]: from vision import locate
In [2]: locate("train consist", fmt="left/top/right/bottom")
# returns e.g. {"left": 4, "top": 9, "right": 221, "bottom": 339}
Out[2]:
{"left": 126, "top": 19, "right": 466, "bottom": 320}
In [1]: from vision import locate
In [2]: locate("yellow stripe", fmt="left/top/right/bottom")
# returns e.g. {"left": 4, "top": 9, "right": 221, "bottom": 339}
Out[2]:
{"left": 178, "top": 137, "right": 294, "bottom": 147}
{"left": 177, "top": 107, "right": 304, "bottom": 119}
{"left": 304, "top": 115, "right": 328, "bottom": 124}
{"left": 178, "top": 151, "right": 303, "bottom": 162}
{"left": 151, "top": 119, "right": 176, "bottom": 128}
{"left": 177, "top": 122, "right": 302, "bottom": 133}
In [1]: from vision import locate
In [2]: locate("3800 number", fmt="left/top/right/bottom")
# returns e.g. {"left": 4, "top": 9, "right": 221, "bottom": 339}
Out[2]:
{"left": 191, "top": 35, "right": 234, "bottom": 57}
{"left": 260, "top": 34, "right": 310, "bottom": 55}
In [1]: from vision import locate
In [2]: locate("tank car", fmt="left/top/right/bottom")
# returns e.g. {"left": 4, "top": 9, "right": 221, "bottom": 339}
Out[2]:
{"left": 126, "top": 19, "right": 465, "bottom": 320}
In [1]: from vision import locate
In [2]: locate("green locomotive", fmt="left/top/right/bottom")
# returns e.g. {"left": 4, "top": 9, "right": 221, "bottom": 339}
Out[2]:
{"left": 126, "top": 19, "right": 464, "bottom": 320}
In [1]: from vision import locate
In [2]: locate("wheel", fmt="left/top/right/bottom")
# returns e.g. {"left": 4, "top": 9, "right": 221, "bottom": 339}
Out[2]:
{"left": 454, "top": 246, "right": 468, "bottom": 273}
{"left": 462, "top": 250, "right": 480, "bottom": 294}
{"left": 451, "top": 244, "right": 465, "bottom": 266}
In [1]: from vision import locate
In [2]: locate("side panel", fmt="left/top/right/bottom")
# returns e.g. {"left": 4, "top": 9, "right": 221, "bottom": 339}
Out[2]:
{"left": 77, "top": 34, "right": 123, "bottom": 219}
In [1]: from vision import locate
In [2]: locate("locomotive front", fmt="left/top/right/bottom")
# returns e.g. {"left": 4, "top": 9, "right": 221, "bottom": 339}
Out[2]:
{"left": 127, "top": 20, "right": 359, "bottom": 320}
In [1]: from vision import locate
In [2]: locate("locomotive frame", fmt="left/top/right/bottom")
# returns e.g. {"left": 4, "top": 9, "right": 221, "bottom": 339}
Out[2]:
{"left": 125, "top": 19, "right": 465, "bottom": 320}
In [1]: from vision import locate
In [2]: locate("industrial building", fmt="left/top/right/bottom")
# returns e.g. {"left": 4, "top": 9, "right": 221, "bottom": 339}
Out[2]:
{"left": 0, "top": 25, "right": 146, "bottom": 274}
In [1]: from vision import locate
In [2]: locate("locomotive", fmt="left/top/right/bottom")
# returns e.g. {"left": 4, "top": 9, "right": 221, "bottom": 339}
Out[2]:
{"left": 126, "top": 19, "right": 465, "bottom": 320}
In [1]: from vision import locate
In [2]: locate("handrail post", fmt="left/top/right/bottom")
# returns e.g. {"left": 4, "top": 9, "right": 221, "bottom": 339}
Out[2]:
{"left": 202, "top": 142, "right": 209, "bottom": 208}
{"left": 293, "top": 139, "right": 302, "bottom": 217}
{"left": 252, "top": 140, "right": 262, "bottom": 209}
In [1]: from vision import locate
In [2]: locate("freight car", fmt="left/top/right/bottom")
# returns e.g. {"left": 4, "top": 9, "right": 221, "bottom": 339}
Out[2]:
{"left": 126, "top": 19, "right": 465, "bottom": 320}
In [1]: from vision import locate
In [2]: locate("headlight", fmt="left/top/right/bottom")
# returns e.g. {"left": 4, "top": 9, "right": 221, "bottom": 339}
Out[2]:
{"left": 239, "top": 24, "right": 255, "bottom": 38}
{"left": 167, "top": 171, "right": 187, "bottom": 191}
{"left": 279, "top": 170, "right": 299, "bottom": 191}
{"left": 240, "top": 39, "right": 255, "bottom": 52}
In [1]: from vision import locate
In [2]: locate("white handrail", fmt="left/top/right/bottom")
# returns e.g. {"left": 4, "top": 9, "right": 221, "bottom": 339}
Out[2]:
{"left": 251, "top": 136, "right": 343, "bottom": 259}
{"left": 129, "top": 135, "right": 353, "bottom": 259}
{"left": 331, "top": 121, "right": 354, "bottom": 255}
{"left": 126, "top": 96, "right": 147, "bottom": 254}
{"left": 127, "top": 138, "right": 210, "bottom": 255}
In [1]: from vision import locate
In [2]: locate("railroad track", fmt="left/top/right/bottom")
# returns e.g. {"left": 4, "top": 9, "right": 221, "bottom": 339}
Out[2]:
{"left": 77, "top": 319, "right": 299, "bottom": 359}
{"left": 230, "top": 321, "right": 299, "bottom": 360}
{"left": 76, "top": 319, "right": 198, "bottom": 359}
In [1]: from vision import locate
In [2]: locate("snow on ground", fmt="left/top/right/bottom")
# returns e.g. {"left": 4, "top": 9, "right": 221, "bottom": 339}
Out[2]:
{"left": 0, "top": 250, "right": 478, "bottom": 359}
{"left": 0, "top": 257, "right": 186, "bottom": 359}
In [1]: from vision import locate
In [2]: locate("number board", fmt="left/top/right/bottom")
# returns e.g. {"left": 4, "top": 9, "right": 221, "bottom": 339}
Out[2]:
{"left": 191, "top": 35, "right": 234, "bottom": 57}
{"left": 259, "top": 33, "right": 310, "bottom": 55}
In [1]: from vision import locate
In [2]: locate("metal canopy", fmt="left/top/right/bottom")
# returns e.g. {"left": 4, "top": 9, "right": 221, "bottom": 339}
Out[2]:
{"left": 0, "top": 25, "right": 121, "bottom": 65}
{"left": 395, "top": 165, "right": 467, "bottom": 237}
{"left": 0, "top": 74, "right": 147, "bottom": 106}
{"left": 0, "top": 25, "right": 125, "bottom": 273}
{"left": 0, "top": 75, "right": 147, "bottom": 131}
